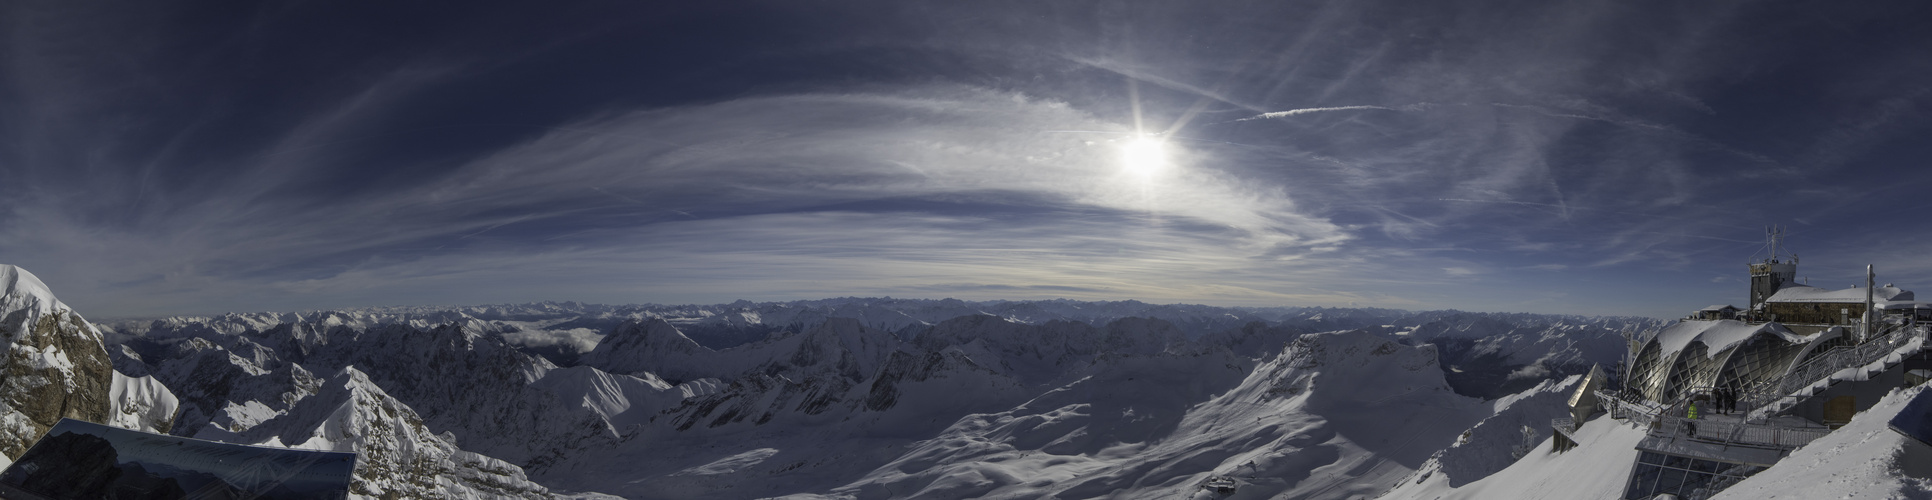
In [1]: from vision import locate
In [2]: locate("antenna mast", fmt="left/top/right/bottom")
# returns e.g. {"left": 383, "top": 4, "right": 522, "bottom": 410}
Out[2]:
{"left": 1762, "top": 225, "right": 1796, "bottom": 264}
{"left": 1748, "top": 225, "right": 1800, "bottom": 312}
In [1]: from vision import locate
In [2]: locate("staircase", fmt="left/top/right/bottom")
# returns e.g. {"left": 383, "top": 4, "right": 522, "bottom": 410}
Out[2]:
{"left": 1740, "top": 323, "right": 1926, "bottom": 419}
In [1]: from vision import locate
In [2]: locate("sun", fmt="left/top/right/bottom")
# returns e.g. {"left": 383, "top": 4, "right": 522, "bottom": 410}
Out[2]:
{"left": 1120, "top": 136, "right": 1167, "bottom": 177}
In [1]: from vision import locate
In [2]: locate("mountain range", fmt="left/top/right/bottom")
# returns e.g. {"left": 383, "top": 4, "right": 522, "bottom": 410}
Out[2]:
{"left": 5, "top": 263, "right": 1672, "bottom": 498}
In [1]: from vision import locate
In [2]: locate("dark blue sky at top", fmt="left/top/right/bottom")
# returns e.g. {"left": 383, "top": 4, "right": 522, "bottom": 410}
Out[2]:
{"left": 6, "top": 0, "right": 1932, "bottom": 319}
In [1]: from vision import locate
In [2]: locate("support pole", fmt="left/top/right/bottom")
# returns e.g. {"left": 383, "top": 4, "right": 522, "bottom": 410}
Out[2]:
{"left": 1866, "top": 264, "right": 1876, "bottom": 342}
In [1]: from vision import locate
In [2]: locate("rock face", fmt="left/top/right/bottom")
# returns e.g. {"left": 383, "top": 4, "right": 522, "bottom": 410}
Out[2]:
{"left": 244, "top": 366, "right": 555, "bottom": 499}
{"left": 0, "top": 265, "right": 176, "bottom": 460}
{"left": 580, "top": 318, "right": 711, "bottom": 380}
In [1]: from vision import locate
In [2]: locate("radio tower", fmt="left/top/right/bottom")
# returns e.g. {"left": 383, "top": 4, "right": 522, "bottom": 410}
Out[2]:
{"left": 1748, "top": 226, "right": 1798, "bottom": 311}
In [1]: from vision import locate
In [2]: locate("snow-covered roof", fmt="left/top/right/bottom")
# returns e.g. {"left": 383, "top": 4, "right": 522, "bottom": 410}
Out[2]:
{"left": 1649, "top": 319, "right": 1810, "bottom": 359}
{"left": 1698, "top": 305, "right": 1738, "bottom": 312}
{"left": 1765, "top": 284, "right": 1913, "bottom": 304}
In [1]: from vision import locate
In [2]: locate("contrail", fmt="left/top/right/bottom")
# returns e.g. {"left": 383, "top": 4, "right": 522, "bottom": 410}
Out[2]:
{"left": 1236, "top": 105, "right": 1399, "bottom": 121}
{"left": 1222, "top": 103, "right": 1433, "bottom": 124}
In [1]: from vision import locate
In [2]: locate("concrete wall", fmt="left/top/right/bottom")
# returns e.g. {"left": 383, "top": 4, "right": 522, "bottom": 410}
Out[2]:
{"left": 1764, "top": 302, "right": 1866, "bottom": 326}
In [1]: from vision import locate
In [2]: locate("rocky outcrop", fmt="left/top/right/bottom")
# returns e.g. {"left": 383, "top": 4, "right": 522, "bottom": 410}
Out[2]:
{"left": 244, "top": 366, "right": 555, "bottom": 499}
{"left": 0, "top": 265, "right": 176, "bottom": 460}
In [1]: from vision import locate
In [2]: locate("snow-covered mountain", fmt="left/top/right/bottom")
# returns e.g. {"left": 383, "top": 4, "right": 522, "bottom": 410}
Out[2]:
{"left": 39, "top": 266, "right": 1704, "bottom": 498}
{"left": 1390, "top": 311, "right": 1648, "bottom": 399}
{"left": 0, "top": 265, "right": 176, "bottom": 466}
{"left": 1, "top": 265, "right": 583, "bottom": 498}
{"left": 240, "top": 366, "right": 555, "bottom": 499}
{"left": 814, "top": 330, "right": 1485, "bottom": 499}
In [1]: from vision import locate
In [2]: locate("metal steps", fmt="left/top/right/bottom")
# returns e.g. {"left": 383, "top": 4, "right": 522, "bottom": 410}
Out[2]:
{"left": 1748, "top": 326, "right": 1924, "bottom": 418}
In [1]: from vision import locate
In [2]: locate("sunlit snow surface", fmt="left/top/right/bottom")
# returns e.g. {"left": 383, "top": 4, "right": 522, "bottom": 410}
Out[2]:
{"left": 1382, "top": 414, "right": 1646, "bottom": 500}
{"left": 1387, "top": 385, "right": 1932, "bottom": 500}
{"left": 546, "top": 331, "right": 1492, "bottom": 500}
{"left": 1712, "top": 385, "right": 1932, "bottom": 499}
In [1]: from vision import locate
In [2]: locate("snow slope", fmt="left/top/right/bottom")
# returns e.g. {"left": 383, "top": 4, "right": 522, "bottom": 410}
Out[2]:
{"left": 802, "top": 330, "right": 1487, "bottom": 500}
{"left": 1712, "top": 385, "right": 1932, "bottom": 499}
{"left": 1383, "top": 382, "right": 1932, "bottom": 500}
{"left": 1381, "top": 414, "right": 1647, "bottom": 500}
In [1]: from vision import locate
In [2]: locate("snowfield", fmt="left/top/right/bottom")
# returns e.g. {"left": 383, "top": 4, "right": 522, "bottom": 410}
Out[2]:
{"left": 1383, "top": 408, "right": 1647, "bottom": 500}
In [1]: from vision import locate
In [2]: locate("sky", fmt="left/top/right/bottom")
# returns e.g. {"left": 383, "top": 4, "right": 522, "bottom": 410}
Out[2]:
{"left": 5, "top": 0, "right": 1932, "bottom": 320}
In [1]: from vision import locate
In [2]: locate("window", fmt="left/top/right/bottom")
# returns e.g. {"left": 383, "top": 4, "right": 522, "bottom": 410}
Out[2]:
{"left": 1624, "top": 452, "right": 1759, "bottom": 499}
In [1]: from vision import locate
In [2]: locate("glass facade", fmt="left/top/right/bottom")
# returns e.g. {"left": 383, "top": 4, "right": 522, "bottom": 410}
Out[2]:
{"left": 1627, "top": 330, "right": 1810, "bottom": 405}
{"left": 1623, "top": 451, "right": 1764, "bottom": 500}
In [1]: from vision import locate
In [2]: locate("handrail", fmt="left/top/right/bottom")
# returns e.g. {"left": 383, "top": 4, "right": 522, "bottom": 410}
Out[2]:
{"left": 1598, "top": 389, "right": 1663, "bottom": 425}
{"left": 1551, "top": 417, "right": 1577, "bottom": 436}
{"left": 1737, "top": 323, "right": 1923, "bottom": 413}
{"left": 1596, "top": 324, "right": 1920, "bottom": 450}
{"left": 1649, "top": 413, "right": 1831, "bottom": 449}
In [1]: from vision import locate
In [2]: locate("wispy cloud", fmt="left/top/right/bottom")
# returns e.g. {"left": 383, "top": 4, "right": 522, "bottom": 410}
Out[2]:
{"left": 6, "top": 0, "right": 1929, "bottom": 321}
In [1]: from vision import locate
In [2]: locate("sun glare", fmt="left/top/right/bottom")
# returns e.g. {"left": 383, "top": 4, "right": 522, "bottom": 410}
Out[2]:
{"left": 1120, "top": 136, "right": 1167, "bottom": 177}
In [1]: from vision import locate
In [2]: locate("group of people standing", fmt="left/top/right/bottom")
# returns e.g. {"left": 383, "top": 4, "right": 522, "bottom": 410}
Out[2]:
{"left": 1709, "top": 386, "right": 1741, "bottom": 415}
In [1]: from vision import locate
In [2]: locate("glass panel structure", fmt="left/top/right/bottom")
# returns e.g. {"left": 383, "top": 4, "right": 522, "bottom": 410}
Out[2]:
{"left": 1630, "top": 329, "right": 1814, "bottom": 405}
{"left": 1623, "top": 452, "right": 1764, "bottom": 499}
{"left": 1629, "top": 340, "right": 1673, "bottom": 402}
{"left": 1662, "top": 342, "right": 1711, "bottom": 403}
{"left": 1714, "top": 333, "right": 1809, "bottom": 398}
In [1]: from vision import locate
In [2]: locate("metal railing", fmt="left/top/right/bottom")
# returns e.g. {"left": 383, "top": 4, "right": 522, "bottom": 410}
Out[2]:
{"left": 1650, "top": 415, "right": 1831, "bottom": 449}
{"left": 1600, "top": 389, "right": 1664, "bottom": 426}
{"left": 1552, "top": 417, "right": 1577, "bottom": 436}
{"left": 1593, "top": 323, "right": 1923, "bottom": 454}
{"left": 1740, "top": 323, "right": 1924, "bottom": 414}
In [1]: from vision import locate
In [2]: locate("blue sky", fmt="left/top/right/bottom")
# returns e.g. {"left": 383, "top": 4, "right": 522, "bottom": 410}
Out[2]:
{"left": 5, "top": 1, "right": 1932, "bottom": 319}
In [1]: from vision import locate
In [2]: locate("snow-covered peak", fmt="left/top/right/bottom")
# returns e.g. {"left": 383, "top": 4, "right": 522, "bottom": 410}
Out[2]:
{"left": 1260, "top": 330, "right": 1451, "bottom": 413}
{"left": 788, "top": 317, "right": 900, "bottom": 375}
{"left": 579, "top": 317, "right": 710, "bottom": 379}
{"left": 0, "top": 264, "right": 68, "bottom": 318}
{"left": 605, "top": 317, "right": 705, "bottom": 353}
{"left": 244, "top": 365, "right": 558, "bottom": 499}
